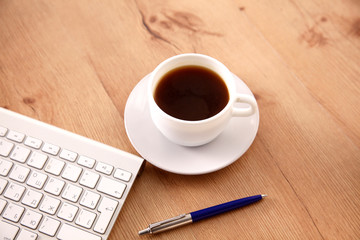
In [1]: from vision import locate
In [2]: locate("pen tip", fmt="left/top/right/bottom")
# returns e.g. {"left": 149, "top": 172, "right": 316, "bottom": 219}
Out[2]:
{"left": 261, "top": 194, "right": 268, "bottom": 198}
{"left": 139, "top": 228, "right": 150, "bottom": 235}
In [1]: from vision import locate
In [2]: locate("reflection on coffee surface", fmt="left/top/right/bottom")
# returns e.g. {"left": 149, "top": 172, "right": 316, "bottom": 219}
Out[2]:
{"left": 154, "top": 66, "right": 229, "bottom": 121}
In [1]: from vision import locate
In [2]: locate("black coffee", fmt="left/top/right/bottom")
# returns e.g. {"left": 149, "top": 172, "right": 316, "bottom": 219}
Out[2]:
{"left": 154, "top": 66, "right": 229, "bottom": 121}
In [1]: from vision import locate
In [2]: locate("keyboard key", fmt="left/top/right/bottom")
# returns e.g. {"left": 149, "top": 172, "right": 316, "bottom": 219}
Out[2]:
{"left": 45, "top": 157, "right": 65, "bottom": 175}
{"left": 62, "top": 184, "right": 83, "bottom": 202}
{"left": 97, "top": 176, "right": 126, "bottom": 198}
{"left": 3, "top": 203, "right": 25, "bottom": 222}
{"left": 20, "top": 209, "right": 43, "bottom": 229}
{"left": 95, "top": 162, "right": 113, "bottom": 175}
{"left": 4, "top": 182, "right": 26, "bottom": 201}
{"left": 94, "top": 197, "right": 118, "bottom": 234}
{"left": 39, "top": 216, "right": 60, "bottom": 236}
{"left": 28, "top": 151, "right": 48, "bottom": 169}
{"left": 10, "top": 145, "right": 31, "bottom": 163}
{"left": 80, "top": 190, "right": 101, "bottom": 209}
{"left": 0, "top": 179, "right": 8, "bottom": 194}
{"left": 62, "top": 164, "right": 82, "bottom": 182}
{"left": 60, "top": 149, "right": 78, "bottom": 162}
{"left": 9, "top": 164, "right": 31, "bottom": 183}
{"left": 78, "top": 155, "right": 96, "bottom": 168}
{"left": 79, "top": 170, "right": 100, "bottom": 188}
{"left": 26, "top": 170, "right": 48, "bottom": 189}
{"left": 0, "top": 139, "right": 14, "bottom": 157}
{"left": 0, "top": 199, "right": 7, "bottom": 214}
{"left": 22, "top": 189, "right": 43, "bottom": 208}
{"left": 0, "top": 126, "right": 8, "bottom": 136}
{"left": 75, "top": 209, "right": 97, "bottom": 229}
{"left": 6, "top": 130, "right": 25, "bottom": 142}
{"left": 39, "top": 195, "right": 61, "bottom": 215}
{"left": 0, "top": 220, "right": 19, "bottom": 239}
{"left": 58, "top": 202, "right": 78, "bottom": 222}
{"left": 114, "top": 168, "right": 132, "bottom": 182}
{"left": 42, "top": 142, "right": 60, "bottom": 155}
{"left": 0, "top": 158, "right": 13, "bottom": 176}
{"left": 44, "top": 177, "right": 65, "bottom": 196}
{"left": 24, "top": 136, "right": 42, "bottom": 149}
{"left": 17, "top": 229, "right": 38, "bottom": 240}
{"left": 58, "top": 223, "right": 101, "bottom": 240}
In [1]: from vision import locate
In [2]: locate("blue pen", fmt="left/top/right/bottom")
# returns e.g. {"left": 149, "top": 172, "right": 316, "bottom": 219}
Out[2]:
{"left": 139, "top": 194, "right": 267, "bottom": 235}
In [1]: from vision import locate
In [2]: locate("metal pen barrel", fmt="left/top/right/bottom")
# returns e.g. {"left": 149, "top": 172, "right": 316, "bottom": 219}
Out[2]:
{"left": 139, "top": 214, "right": 193, "bottom": 235}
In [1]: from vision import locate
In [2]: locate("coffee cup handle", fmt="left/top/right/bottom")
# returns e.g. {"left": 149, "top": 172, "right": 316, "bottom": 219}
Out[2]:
{"left": 232, "top": 94, "right": 257, "bottom": 117}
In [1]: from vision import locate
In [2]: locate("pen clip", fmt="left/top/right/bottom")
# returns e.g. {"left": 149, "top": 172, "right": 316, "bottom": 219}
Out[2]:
{"left": 149, "top": 214, "right": 187, "bottom": 228}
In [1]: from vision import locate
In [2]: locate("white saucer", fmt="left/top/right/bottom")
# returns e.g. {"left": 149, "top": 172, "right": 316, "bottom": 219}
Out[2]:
{"left": 124, "top": 73, "right": 259, "bottom": 175}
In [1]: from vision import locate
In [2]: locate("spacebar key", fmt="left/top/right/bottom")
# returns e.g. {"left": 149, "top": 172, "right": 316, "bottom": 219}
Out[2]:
{"left": 0, "top": 221, "right": 19, "bottom": 240}
{"left": 58, "top": 224, "right": 101, "bottom": 240}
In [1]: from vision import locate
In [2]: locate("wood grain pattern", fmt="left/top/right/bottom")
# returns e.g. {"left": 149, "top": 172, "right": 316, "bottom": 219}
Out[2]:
{"left": 0, "top": 0, "right": 359, "bottom": 239}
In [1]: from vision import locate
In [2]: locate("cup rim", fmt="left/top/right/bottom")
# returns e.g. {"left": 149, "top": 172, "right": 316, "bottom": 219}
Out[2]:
{"left": 148, "top": 53, "right": 236, "bottom": 124}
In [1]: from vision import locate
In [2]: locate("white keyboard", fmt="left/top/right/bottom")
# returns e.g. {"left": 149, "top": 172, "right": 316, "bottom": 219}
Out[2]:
{"left": 0, "top": 107, "right": 144, "bottom": 240}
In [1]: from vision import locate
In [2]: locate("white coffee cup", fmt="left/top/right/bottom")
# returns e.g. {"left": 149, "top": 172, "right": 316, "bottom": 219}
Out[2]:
{"left": 148, "top": 53, "right": 257, "bottom": 146}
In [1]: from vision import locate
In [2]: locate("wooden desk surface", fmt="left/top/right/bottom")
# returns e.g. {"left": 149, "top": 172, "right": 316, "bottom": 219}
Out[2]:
{"left": 0, "top": 0, "right": 359, "bottom": 239}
